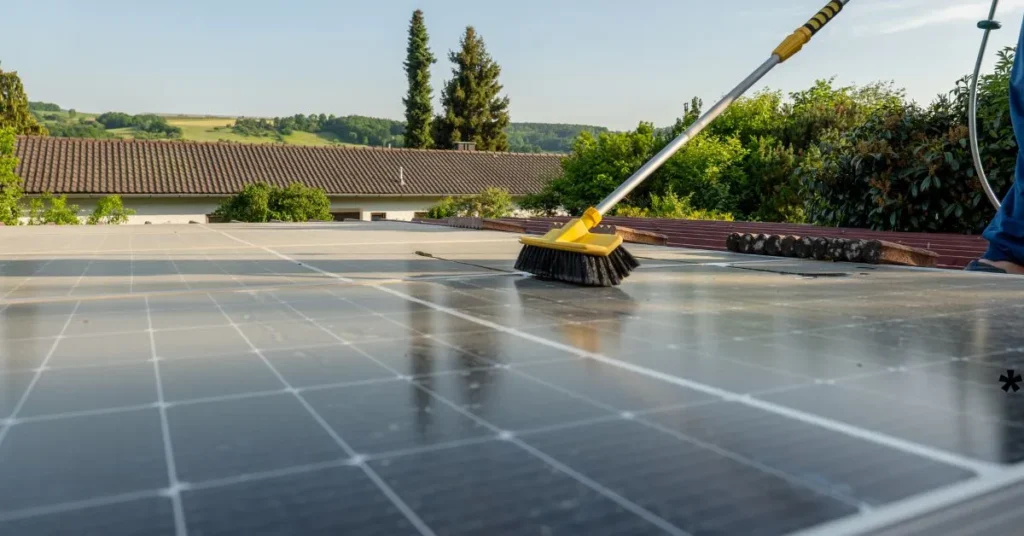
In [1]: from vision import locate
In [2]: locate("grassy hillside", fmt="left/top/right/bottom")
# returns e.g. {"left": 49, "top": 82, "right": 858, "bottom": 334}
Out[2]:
{"left": 32, "top": 110, "right": 355, "bottom": 147}
{"left": 162, "top": 117, "right": 349, "bottom": 146}
{"left": 30, "top": 104, "right": 601, "bottom": 151}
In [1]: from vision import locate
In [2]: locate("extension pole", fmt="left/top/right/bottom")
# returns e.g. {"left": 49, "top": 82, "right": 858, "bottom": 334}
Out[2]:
{"left": 970, "top": 0, "right": 1004, "bottom": 210}
{"left": 595, "top": 0, "right": 851, "bottom": 216}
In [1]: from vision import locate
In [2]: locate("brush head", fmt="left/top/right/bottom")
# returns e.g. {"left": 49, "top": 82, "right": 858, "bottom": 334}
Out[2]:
{"left": 514, "top": 245, "right": 639, "bottom": 287}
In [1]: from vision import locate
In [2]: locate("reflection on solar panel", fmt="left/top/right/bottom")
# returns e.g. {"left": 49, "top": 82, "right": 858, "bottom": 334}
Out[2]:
{"left": 1, "top": 221, "right": 1023, "bottom": 535}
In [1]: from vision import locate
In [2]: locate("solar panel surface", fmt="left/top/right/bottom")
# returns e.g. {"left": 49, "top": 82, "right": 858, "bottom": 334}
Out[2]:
{"left": 1, "top": 222, "right": 1022, "bottom": 535}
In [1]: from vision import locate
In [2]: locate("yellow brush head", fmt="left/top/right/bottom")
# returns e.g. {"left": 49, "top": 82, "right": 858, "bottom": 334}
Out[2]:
{"left": 516, "top": 207, "right": 623, "bottom": 257}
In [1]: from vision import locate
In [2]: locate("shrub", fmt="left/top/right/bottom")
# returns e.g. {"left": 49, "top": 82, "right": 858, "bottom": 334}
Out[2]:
{"left": 268, "top": 183, "right": 331, "bottom": 222}
{"left": 797, "top": 67, "right": 1014, "bottom": 233}
{"left": 215, "top": 183, "right": 272, "bottom": 222}
{"left": 517, "top": 189, "right": 562, "bottom": 217}
{"left": 214, "top": 182, "right": 330, "bottom": 223}
{"left": 26, "top": 193, "right": 80, "bottom": 225}
{"left": 87, "top": 195, "right": 135, "bottom": 224}
{"left": 425, "top": 187, "right": 514, "bottom": 219}
{"left": 552, "top": 126, "right": 657, "bottom": 215}
{"left": 737, "top": 136, "right": 804, "bottom": 223}
{"left": 655, "top": 134, "right": 747, "bottom": 215}
{"left": 614, "top": 188, "right": 734, "bottom": 221}
{"left": 427, "top": 196, "right": 461, "bottom": 219}
{"left": 461, "top": 187, "right": 513, "bottom": 218}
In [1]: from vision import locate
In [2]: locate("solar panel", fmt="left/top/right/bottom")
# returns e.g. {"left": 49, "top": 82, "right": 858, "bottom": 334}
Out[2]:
{"left": 1, "top": 222, "right": 1023, "bottom": 535}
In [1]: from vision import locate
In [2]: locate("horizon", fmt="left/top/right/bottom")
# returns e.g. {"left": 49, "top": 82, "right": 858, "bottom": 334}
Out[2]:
{"left": 4, "top": 0, "right": 1024, "bottom": 131}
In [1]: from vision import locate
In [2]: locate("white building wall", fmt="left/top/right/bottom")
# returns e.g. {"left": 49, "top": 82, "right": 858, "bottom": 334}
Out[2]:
{"left": 49, "top": 195, "right": 523, "bottom": 225}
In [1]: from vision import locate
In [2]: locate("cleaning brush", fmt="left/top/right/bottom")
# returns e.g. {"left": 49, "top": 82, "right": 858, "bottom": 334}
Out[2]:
{"left": 515, "top": 0, "right": 850, "bottom": 286}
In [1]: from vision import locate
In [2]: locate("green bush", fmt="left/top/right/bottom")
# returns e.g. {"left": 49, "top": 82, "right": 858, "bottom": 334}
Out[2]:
{"left": 517, "top": 186, "right": 563, "bottom": 217}
{"left": 797, "top": 49, "right": 1016, "bottom": 233}
{"left": 26, "top": 193, "right": 80, "bottom": 225}
{"left": 0, "top": 127, "right": 23, "bottom": 225}
{"left": 87, "top": 195, "right": 135, "bottom": 224}
{"left": 214, "top": 182, "right": 330, "bottom": 223}
{"left": 215, "top": 183, "right": 271, "bottom": 222}
{"left": 426, "top": 196, "right": 461, "bottom": 219}
{"left": 655, "top": 134, "right": 747, "bottom": 214}
{"left": 551, "top": 126, "right": 657, "bottom": 216}
{"left": 268, "top": 183, "right": 331, "bottom": 222}
{"left": 460, "top": 187, "right": 513, "bottom": 218}
{"left": 738, "top": 136, "right": 803, "bottom": 223}
{"left": 426, "top": 187, "right": 514, "bottom": 219}
{"left": 615, "top": 187, "right": 734, "bottom": 221}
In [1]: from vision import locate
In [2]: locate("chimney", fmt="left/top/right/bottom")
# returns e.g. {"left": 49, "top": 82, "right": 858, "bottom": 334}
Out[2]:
{"left": 455, "top": 141, "right": 476, "bottom": 151}
{"left": 399, "top": 166, "right": 405, "bottom": 187}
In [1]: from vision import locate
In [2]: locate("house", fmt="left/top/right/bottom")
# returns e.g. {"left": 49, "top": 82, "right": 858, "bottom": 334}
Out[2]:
{"left": 13, "top": 136, "right": 562, "bottom": 224}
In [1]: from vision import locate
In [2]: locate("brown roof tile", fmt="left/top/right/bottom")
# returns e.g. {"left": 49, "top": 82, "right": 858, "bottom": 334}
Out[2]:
{"left": 14, "top": 136, "right": 562, "bottom": 196}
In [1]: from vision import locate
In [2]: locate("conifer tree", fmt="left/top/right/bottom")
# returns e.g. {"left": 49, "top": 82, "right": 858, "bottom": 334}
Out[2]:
{"left": 402, "top": 10, "right": 436, "bottom": 149}
{"left": 436, "top": 27, "right": 510, "bottom": 151}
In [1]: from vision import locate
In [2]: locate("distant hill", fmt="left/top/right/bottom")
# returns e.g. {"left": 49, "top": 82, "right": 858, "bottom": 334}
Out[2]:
{"left": 28, "top": 103, "right": 605, "bottom": 153}
{"left": 506, "top": 123, "right": 608, "bottom": 153}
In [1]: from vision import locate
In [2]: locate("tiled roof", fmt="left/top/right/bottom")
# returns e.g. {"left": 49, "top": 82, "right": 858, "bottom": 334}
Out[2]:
{"left": 13, "top": 136, "right": 563, "bottom": 196}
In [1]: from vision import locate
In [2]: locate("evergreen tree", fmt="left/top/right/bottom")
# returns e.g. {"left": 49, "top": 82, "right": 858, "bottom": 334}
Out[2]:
{"left": 0, "top": 63, "right": 47, "bottom": 136}
{"left": 402, "top": 10, "right": 437, "bottom": 149}
{"left": 436, "top": 26, "right": 510, "bottom": 151}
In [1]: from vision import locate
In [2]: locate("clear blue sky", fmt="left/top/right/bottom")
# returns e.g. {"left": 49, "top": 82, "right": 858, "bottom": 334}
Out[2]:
{"left": 3, "top": 0, "right": 1023, "bottom": 131}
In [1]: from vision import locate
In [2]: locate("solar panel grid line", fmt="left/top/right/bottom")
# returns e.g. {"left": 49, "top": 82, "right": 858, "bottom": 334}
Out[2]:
{"left": 9, "top": 335, "right": 988, "bottom": 434}
{"left": 368, "top": 283, "right": 1003, "bottom": 478}
{"left": 0, "top": 350, "right": 813, "bottom": 450}
{"left": 203, "top": 225, "right": 357, "bottom": 284}
{"left": 180, "top": 457, "right": 356, "bottom": 493}
{"left": 0, "top": 488, "right": 166, "bottom": 524}
{"left": 0, "top": 257, "right": 56, "bottom": 301}
{"left": 205, "top": 227, "right": 1008, "bottom": 477}
{"left": 203, "top": 291, "right": 438, "bottom": 536}
{"left": 66, "top": 234, "right": 110, "bottom": 297}
{"left": 250, "top": 272, "right": 702, "bottom": 534}
{"left": 144, "top": 296, "right": 188, "bottom": 536}
{"left": 0, "top": 301, "right": 80, "bottom": 449}
{"left": 2, "top": 398, "right": 767, "bottom": 527}
{"left": 164, "top": 252, "right": 192, "bottom": 291}
{"left": 371, "top": 310, "right": 873, "bottom": 511}
{"left": 397, "top": 374, "right": 694, "bottom": 535}
{"left": 8, "top": 401, "right": 159, "bottom": 427}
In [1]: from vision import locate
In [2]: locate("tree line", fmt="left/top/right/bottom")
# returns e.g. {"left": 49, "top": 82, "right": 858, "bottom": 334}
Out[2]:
{"left": 232, "top": 114, "right": 404, "bottom": 146}
{"left": 95, "top": 112, "right": 182, "bottom": 137}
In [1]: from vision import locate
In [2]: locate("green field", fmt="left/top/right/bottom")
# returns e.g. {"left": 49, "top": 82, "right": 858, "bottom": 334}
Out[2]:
{"left": 164, "top": 117, "right": 354, "bottom": 146}
{"left": 33, "top": 109, "right": 99, "bottom": 122}
{"left": 35, "top": 111, "right": 357, "bottom": 147}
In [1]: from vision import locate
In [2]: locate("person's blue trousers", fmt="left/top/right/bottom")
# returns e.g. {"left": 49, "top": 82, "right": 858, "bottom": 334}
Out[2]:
{"left": 981, "top": 16, "right": 1024, "bottom": 264}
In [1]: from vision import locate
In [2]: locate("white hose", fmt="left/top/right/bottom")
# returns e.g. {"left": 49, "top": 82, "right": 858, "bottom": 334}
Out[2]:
{"left": 970, "top": 0, "right": 1005, "bottom": 210}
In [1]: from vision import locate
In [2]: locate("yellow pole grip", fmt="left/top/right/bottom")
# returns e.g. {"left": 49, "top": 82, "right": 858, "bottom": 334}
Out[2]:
{"left": 773, "top": 0, "right": 845, "bottom": 62}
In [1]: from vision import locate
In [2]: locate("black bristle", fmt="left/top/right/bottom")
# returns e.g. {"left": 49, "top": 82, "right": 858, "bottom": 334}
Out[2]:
{"left": 514, "top": 245, "right": 639, "bottom": 287}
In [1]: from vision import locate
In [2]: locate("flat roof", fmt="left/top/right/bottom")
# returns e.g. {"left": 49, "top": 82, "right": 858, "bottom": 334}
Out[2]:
{"left": 1, "top": 221, "right": 1023, "bottom": 535}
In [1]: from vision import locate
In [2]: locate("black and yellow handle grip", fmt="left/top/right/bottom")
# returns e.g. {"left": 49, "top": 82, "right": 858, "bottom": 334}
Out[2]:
{"left": 773, "top": 0, "right": 845, "bottom": 62}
